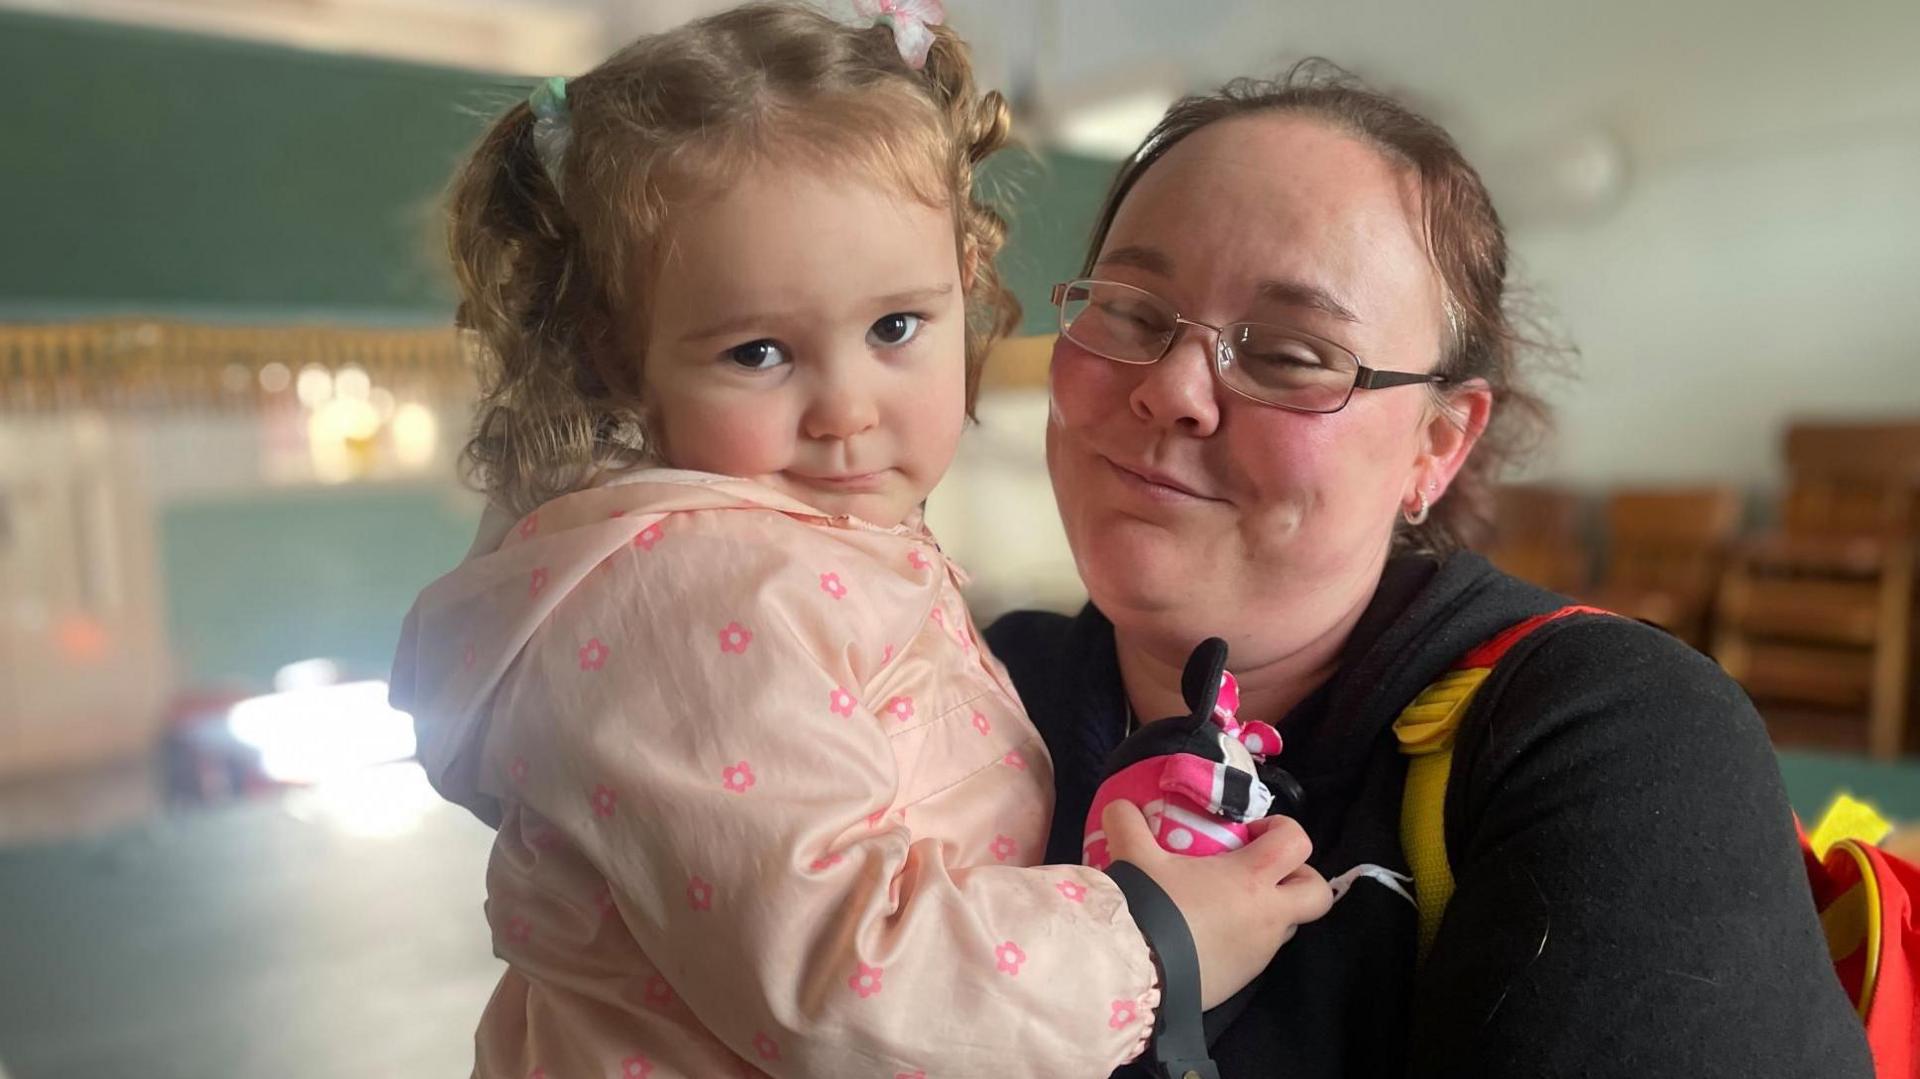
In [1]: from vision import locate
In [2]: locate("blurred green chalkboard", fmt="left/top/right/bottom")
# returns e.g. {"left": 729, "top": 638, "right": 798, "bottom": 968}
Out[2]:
{"left": 0, "top": 8, "right": 1115, "bottom": 331}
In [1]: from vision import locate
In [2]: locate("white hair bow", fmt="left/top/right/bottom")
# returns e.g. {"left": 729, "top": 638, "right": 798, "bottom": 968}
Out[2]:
{"left": 852, "top": 0, "right": 946, "bottom": 70}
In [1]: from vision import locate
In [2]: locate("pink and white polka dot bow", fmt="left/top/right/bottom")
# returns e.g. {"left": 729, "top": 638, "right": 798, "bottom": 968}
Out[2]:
{"left": 1210, "top": 670, "right": 1282, "bottom": 760}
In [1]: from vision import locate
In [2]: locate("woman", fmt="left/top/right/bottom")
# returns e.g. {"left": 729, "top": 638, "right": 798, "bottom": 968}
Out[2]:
{"left": 987, "top": 66, "right": 1871, "bottom": 1078}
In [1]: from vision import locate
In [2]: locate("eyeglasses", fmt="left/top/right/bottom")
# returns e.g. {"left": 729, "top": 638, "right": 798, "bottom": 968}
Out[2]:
{"left": 1050, "top": 278, "right": 1447, "bottom": 414}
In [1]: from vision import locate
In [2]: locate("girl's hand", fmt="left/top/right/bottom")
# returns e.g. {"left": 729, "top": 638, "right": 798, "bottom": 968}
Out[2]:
{"left": 1102, "top": 800, "right": 1334, "bottom": 1009}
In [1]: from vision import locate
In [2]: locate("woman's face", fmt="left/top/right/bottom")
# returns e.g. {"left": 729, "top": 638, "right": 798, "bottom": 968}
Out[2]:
{"left": 1047, "top": 113, "right": 1482, "bottom": 659}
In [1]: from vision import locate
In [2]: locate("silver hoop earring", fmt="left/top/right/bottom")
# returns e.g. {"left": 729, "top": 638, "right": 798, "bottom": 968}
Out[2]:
{"left": 1403, "top": 488, "right": 1431, "bottom": 527}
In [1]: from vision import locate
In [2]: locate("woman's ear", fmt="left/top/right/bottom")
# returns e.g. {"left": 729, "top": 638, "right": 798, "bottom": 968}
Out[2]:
{"left": 1408, "top": 379, "right": 1493, "bottom": 502}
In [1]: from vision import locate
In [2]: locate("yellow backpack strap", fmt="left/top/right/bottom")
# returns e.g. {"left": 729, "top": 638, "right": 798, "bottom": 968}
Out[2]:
{"left": 1393, "top": 667, "right": 1493, "bottom": 960}
{"left": 1394, "top": 605, "right": 1614, "bottom": 963}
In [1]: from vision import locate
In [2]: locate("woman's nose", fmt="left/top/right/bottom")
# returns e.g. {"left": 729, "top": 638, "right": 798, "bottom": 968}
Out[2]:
{"left": 1127, "top": 325, "right": 1222, "bottom": 437}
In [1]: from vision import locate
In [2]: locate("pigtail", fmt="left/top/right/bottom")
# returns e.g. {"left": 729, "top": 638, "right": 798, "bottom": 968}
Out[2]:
{"left": 918, "top": 27, "right": 1021, "bottom": 405}
{"left": 449, "top": 97, "right": 635, "bottom": 517}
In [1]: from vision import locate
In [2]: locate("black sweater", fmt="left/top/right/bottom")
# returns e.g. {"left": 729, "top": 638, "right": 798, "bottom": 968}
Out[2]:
{"left": 986, "top": 552, "right": 1871, "bottom": 1078}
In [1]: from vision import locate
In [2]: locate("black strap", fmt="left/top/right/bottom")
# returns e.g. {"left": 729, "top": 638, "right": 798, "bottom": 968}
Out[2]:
{"left": 1105, "top": 860, "right": 1220, "bottom": 1079}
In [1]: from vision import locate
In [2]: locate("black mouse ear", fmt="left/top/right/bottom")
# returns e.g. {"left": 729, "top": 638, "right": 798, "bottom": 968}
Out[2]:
{"left": 1180, "top": 638, "right": 1230, "bottom": 718}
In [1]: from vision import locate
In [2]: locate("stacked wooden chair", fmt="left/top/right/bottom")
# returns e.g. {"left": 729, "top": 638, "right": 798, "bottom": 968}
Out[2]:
{"left": 1714, "top": 422, "right": 1920, "bottom": 759}
{"left": 1481, "top": 484, "right": 1591, "bottom": 596}
{"left": 1584, "top": 488, "right": 1743, "bottom": 651}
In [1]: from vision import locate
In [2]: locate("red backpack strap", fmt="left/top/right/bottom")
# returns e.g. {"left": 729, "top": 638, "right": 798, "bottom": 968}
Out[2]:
{"left": 1457, "top": 604, "right": 1615, "bottom": 670}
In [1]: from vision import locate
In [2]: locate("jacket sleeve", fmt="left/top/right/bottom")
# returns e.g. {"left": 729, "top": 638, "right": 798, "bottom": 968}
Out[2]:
{"left": 1410, "top": 617, "right": 1873, "bottom": 1078}
{"left": 497, "top": 512, "right": 1160, "bottom": 1078}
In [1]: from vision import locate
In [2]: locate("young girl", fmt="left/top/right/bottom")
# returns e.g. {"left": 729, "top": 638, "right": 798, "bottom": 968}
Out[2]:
{"left": 392, "top": 5, "right": 1318, "bottom": 1076}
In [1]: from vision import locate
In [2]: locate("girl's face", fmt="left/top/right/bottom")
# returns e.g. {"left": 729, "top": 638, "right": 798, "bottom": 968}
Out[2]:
{"left": 640, "top": 161, "right": 970, "bottom": 528}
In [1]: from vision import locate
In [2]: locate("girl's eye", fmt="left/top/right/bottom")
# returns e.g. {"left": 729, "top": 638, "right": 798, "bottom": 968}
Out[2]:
{"left": 725, "top": 340, "right": 789, "bottom": 371}
{"left": 867, "top": 313, "right": 924, "bottom": 348}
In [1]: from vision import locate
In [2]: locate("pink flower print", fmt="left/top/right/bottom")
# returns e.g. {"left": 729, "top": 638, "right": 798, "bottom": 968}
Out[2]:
{"left": 642, "top": 974, "right": 675, "bottom": 1011}
{"left": 752, "top": 1031, "right": 781, "bottom": 1062}
{"left": 809, "top": 852, "right": 843, "bottom": 871}
{"left": 462, "top": 643, "right": 476, "bottom": 671}
{"left": 719, "top": 622, "right": 753, "bottom": 654}
{"left": 994, "top": 940, "right": 1026, "bottom": 976}
{"left": 1003, "top": 750, "right": 1027, "bottom": 771}
{"left": 907, "top": 548, "right": 931, "bottom": 571}
{"left": 929, "top": 607, "right": 944, "bottom": 625}
{"left": 529, "top": 1069, "right": 547, "bottom": 1079}
{"left": 866, "top": 808, "right": 887, "bottom": 829}
{"left": 590, "top": 783, "right": 617, "bottom": 819}
{"left": 1057, "top": 879, "right": 1088, "bottom": 903}
{"left": 819, "top": 572, "right": 847, "bottom": 600}
{"left": 971, "top": 711, "right": 991, "bottom": 735}
{"left": 687, "top": 875, "right": 714, "bottom": 912}
{"left": 609, "top": 509, "right": 626, "bottom": 518}
{"left": 505, "top": 914, "right": 532, "bottom": 944}
{"left": 518, "top": 513, "right": 539, "bottom": 538}
{"left": 829, "top": 687, "right": 857, "bottom": 717}
{"left": 528, "top": 567, "right": 549, "bottom": 598}
{"left": 990, "top": 834, "right": 1017, "bottom": 862}
{"left": 881, "top": 643, "right": 895, "bottom": 664}
{"left": 848, "top": 961, "right": 884, "bottom": 999}
{"left": 1109, "top": 999, "right": 1140, "bottom": 1030}
{"left": 578, "top": 636, "right": 609, "bottom": 671}
{"left": 634, "top": 521, "right": 664, "bottom": 551}
{"left": 595, "top": 883, "right": 616, "bottom": 920}
{"left": 722, "top": 761, "right": 756, "bottom": 794}
{"left": 508, "top": 756, "right": 529, "bottom": 785}
{"left": 884, "top": 695, "right": 915, "bottom": 723}
{"left": 620, "top": 1055, "right": 654, "bottom": 1079}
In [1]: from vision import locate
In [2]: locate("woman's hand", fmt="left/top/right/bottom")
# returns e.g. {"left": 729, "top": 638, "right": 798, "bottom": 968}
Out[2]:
{"left": 1102, "top": 800, "right": 1333, "bottom": 1009}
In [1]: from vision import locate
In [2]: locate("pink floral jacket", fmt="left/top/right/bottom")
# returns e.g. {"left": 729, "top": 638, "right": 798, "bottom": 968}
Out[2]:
{"left": 391, "top": 469, "right": 1158, "bottom": 1078}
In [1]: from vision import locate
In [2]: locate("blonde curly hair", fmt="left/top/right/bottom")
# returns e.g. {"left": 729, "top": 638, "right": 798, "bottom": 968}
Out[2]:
{"left": 446, "top": 2, "right": 1019, "bottom": 517}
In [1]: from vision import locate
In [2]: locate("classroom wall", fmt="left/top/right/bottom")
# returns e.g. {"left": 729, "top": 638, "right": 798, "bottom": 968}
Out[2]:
{"left": 0, "top": 10, "right": 1113, "bottom": 695}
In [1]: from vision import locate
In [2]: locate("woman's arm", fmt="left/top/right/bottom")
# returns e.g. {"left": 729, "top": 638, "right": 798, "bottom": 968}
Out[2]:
{"left": 1411, "top": 618, "right": 1872, "bottom": 1077}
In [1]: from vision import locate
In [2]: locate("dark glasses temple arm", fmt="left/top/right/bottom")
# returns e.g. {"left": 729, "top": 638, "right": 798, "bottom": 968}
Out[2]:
{"left": 1355, "top": 367, "right": 1449, "bottom": 390}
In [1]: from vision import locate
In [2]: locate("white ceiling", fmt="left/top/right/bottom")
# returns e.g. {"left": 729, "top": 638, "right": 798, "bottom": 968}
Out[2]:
{"left": 17, "top": 0, "right": 1918, "bottom": 199}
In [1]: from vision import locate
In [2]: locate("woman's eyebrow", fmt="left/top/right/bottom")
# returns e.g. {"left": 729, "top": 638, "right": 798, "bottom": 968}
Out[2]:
{"left": 1098, "top": 244, "right": 1362, "bottom": 324}
{"left": 1255, "top": 278, "right": 1362, "bottom": 324}
{"left": 1094, "top": 244, "right": 1175, "bottom": 276}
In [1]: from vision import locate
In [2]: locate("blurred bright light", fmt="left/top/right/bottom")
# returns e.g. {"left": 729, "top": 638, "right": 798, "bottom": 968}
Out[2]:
{"left": 273, "top": 657, "right": 341, "bottom": 693}
{"left": 1054, "top": 90, "right": 1177, "bottom": 159}
{"left": 307, "top": 397, "right": 381, "bottom": 482}
{"left": 226, "top": 680, "right": 416, "bottom": 785}
{"left": 334, "top": 364, "right": 372, "bottom": 401}
{"left": 258, "top": 362, "right": 292, "bottom": 394}
{"left": 295, "top": 363, "right": 333, "bottom": 407}
{"left": 392, "top": 402, "right": 439, "bottom": 468}
{"left": 283, "top": 761, "right": 439, "bottom": 840}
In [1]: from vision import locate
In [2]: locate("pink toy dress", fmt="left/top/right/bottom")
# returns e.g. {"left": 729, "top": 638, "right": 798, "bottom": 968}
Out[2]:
{"left": 1084, "top": 638, "right": 1305, "bottom": 871}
